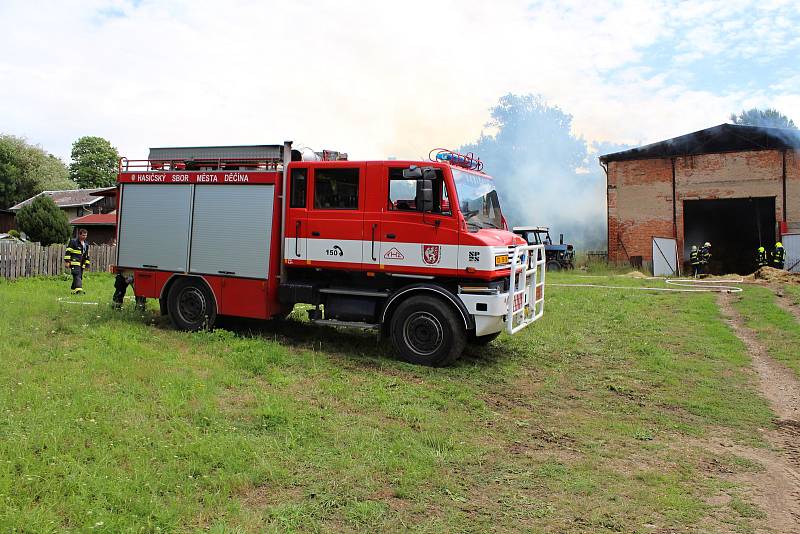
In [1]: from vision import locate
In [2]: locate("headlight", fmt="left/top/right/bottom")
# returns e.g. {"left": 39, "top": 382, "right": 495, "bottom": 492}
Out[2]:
{"left": 495, "top": 254, "right": 509, "bottom": 266}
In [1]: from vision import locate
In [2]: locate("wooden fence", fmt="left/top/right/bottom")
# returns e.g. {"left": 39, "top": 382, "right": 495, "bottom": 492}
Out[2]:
{"left": 0, "top": 242, "right": 115, "bottom": 279}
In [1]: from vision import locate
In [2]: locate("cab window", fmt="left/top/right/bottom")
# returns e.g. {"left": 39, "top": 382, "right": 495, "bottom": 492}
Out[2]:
{"left": 387, "top": 168, "right": 451, "bottom": 215}
{"left": 314, "top": 168, "right": 359, "bottom": 210}
{"left": 290, "top": 168, "right": 307, "bottom": 208}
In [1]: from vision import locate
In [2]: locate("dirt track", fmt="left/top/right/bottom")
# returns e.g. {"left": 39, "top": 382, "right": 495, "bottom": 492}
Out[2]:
{"left": 773, "top": 290, "right": 800, "bottom": 324}
{"left": 718, "top": 293, "right": 800, "bottom": 533}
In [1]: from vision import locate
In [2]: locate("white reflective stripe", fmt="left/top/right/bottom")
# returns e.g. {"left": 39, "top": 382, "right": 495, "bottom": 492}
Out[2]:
{"left": 379, "top": 242, "right": 459, "bottom": 269}
{"left": 283, "top": 237, "right": 306, "bottom": 260}
{"left": 283, "top": 238, "right": 514, "bottom": 271}
{"left": 458, "top": 245, "right": 517, "bottom": 271}
{"left": 306, "top": 238, "right": 363, "bottom": 263}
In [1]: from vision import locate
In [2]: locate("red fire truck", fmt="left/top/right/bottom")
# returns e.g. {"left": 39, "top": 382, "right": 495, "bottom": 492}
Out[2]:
{"left": 113, "top": 143, "right": 545, "bottom": 366}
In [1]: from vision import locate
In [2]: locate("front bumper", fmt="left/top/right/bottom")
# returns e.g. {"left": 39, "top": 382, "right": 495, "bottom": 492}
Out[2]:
{"left": 457, "top": 244, "right": 546, "bottom": 336}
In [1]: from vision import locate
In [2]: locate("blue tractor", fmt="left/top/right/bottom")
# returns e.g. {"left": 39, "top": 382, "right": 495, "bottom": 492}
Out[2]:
{"left": 513, "top": 226, "right": 575, "bottom": 271}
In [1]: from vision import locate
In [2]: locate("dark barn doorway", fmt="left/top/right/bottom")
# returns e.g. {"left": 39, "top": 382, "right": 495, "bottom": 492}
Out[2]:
{"left": 683, "top": 197, "right": 775, "bottom": 274}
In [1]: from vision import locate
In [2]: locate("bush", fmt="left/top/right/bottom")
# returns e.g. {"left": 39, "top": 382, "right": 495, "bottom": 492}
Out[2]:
{"left": 15, "top": 195, "right": 70, "bottom": 246}
{"left": 7, "top": 229, "right": 20, "bottom": 239}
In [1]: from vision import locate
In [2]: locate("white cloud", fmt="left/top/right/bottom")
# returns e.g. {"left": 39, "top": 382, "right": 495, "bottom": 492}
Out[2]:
{"left": 0, "top": 0, "right": 798, "bottom": 163}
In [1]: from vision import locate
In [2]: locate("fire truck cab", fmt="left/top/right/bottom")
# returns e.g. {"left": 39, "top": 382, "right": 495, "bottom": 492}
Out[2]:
{"left": 114, "top": 143, "right": 545, "bottom": 366}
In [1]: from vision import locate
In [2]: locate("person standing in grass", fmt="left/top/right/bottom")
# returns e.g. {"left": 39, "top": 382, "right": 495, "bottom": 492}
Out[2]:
{"left": 700, "top": 241, "right": 712, "bottom": 275}
{"left": 690, "top": 245, "right": 701, "bottom": 278}
{"left": 112, "top": 272, "right": 146, "bottom": 310}
{"left": 64, "top": 228, "right": 90, "bottom": 294}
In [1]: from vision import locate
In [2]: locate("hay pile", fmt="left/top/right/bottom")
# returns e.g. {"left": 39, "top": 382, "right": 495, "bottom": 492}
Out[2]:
{"left": 625, "top": 271, "right": 649, "bottom": 279}
{"left": 753, "top": 266, "right": 800, "bottom": 285}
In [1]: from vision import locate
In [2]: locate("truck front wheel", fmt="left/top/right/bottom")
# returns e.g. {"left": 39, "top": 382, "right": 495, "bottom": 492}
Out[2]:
{"left": 167, "top": 278, "right": 217, "bottom": 331}
{"left": 389, "top": 295, "right": 465, "bottom": 366}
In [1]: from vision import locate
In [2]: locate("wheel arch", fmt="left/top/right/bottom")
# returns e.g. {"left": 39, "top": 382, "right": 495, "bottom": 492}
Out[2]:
{"left": 380, "top": 284, "right": 474, "bottom": 335}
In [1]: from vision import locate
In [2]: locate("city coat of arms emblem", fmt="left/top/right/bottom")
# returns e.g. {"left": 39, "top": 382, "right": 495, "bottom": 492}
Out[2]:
{"left": 422, "top": 245, "right": 441, "bottom": 265}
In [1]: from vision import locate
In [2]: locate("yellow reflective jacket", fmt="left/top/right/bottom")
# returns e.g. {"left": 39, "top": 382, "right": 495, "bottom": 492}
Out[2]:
{"left": 64, "top": 238, "right": 90, "bottom": 268}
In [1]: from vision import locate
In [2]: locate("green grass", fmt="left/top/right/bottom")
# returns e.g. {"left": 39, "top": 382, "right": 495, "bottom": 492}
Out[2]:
{"left": 0, "top": 272, "right": 778, "bottom": 532}
{"left": 783, "top": 284, "right": 800, "bottom": 307}
{"left": 733, "top": 285, "right": 800, "bottom": 378}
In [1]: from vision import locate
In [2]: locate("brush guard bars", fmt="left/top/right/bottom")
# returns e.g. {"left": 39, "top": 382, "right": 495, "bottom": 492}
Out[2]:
{"left": 506, "top": 244, "right": 546, "bottom": 334}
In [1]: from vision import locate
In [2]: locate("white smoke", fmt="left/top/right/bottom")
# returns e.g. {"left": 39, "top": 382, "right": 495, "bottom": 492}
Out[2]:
{"left": 459, "top": 94, "right": 631, "bottom": 250}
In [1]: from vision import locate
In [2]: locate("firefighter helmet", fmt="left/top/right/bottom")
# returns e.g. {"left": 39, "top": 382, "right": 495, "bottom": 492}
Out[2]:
{"left": 758, "top": 246, "right": 765, "bottom": 252}
{"left": 704, "top": 242, "right": 711, "bottom": 247}
{"left": 691, "top": 245, "right": 698, "bottom": 251}
{"left": 776, "top": 242, "right": 783, "bottom": 248}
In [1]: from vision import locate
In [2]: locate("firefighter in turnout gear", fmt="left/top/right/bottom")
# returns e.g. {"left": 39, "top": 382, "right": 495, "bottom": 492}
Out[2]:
{"left": 64, "top": 229, "right": 90, "bottom": 293}
{"left": 700, "top": 242, "right": 712, "bottom": 275}
{"left": 772, "top": 242, "right": 786, "bottom": 270}
{"left": 112, "top": 273, "right": 146, "bottom": 310}
{"left": 690, "top": 245, "right": 701, "bottom": 278}
{"left": 756, "top": 246, "right": 768, "bottom": 269}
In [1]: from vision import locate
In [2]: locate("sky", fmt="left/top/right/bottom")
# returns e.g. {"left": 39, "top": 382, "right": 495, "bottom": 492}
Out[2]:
{"left": 1, "top": 0, "right": 799, "bottom": 163}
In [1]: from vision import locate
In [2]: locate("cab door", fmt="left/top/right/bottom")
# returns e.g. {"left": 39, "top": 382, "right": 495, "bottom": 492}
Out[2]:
{"left": 305, "top": 164, "right": 365, "bottom": 270}
{"left": 379, "top": 165, "right": 460, "bottom": 276}
{"left": 362, "top": 162, "right": 384, "bottom": 271}
{"left": 284, "top": 166, "right": 309, "bottom": 266}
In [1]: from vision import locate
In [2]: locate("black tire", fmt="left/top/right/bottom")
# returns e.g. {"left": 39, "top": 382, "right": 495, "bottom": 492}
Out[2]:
{"left": 546, "top": 260, "right": 562, "bottom": 272}
{"left": 389, "top": 295, "right": 466, "bottom": 366}
{"left": 167, "top": 278, "right": 217, "bottom": 331}
{"left": 469, "top": 332, "right": 501, "bottom": 345}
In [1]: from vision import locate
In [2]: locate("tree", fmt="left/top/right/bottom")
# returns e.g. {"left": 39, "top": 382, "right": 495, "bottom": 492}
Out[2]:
{"left": 458, "top": 94, "right": 607, "bottom": 248}
{"left": 0, "top": 135, "right": 74, "bottom": 209}
{"left": 69, "top": 136, "right": 120, "bottom": 188}
{"left": 16, "top": 194, "right": 71, "bottom": 246}
{"left": 729, "top": 108, "right": 797, "bottom": 129}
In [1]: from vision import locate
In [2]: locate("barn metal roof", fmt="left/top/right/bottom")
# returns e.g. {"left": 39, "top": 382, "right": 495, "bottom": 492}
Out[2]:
{"left": 599, "top": 123, "right": 800, "bottom": 163}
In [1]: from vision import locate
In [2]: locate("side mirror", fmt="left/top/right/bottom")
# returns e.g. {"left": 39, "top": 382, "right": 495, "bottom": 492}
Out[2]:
{"left": 403, "top": 165, "right": 422, "bottom": 180}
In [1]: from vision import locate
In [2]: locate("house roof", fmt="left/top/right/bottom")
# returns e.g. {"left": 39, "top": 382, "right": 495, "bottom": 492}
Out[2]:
{"left": 10, "top": 188, "right": 107, "bottom": 211}
{"left": 90, "top": 187, "right": 117, "bottom": 197}
{"left": 70, "top": 212, "right": 116, "bottom": 226}
{"left": 599, "top": 123, "right": 800, "bottom": 163}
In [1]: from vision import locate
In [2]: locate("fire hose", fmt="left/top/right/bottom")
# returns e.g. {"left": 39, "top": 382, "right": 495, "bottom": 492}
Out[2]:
{"left": 548, "top": 277, "right": 745, "bottom": 293}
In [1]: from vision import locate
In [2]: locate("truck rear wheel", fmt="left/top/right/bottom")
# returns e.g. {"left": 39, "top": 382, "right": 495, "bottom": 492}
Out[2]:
{"left": 167, "top": 278, "right": 217, "bottom": 331}
{"left": 389, "top": 295, "right": 465, "bottom": 366}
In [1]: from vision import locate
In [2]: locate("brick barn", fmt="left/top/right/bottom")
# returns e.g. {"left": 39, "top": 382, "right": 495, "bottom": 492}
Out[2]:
{"left": 599, "top": 124, "right": 800, "bottom": 274}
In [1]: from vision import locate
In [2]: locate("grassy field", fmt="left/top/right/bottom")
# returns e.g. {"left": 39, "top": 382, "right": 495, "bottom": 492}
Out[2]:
{"left": 733, "top": 284, "right": 800, "bottom": 378}
{"left": 784, "top": 283, "right": 800, "bottom": 306}
{"left": 0, "top": 272, "right": 784, "bottom": 532}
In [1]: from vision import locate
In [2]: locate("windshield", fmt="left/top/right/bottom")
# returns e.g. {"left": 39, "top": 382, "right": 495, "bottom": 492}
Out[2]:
{"left": 451, "top": 168, "right": 504, "bottom": 230}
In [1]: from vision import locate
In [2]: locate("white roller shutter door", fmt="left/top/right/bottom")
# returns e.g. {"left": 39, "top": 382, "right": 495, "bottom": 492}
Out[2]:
{"left": 189, "top": 185, "right": 274, "bottom": 279}
{"left": 117, "top": 184, "right": 192, "bottom": 271}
